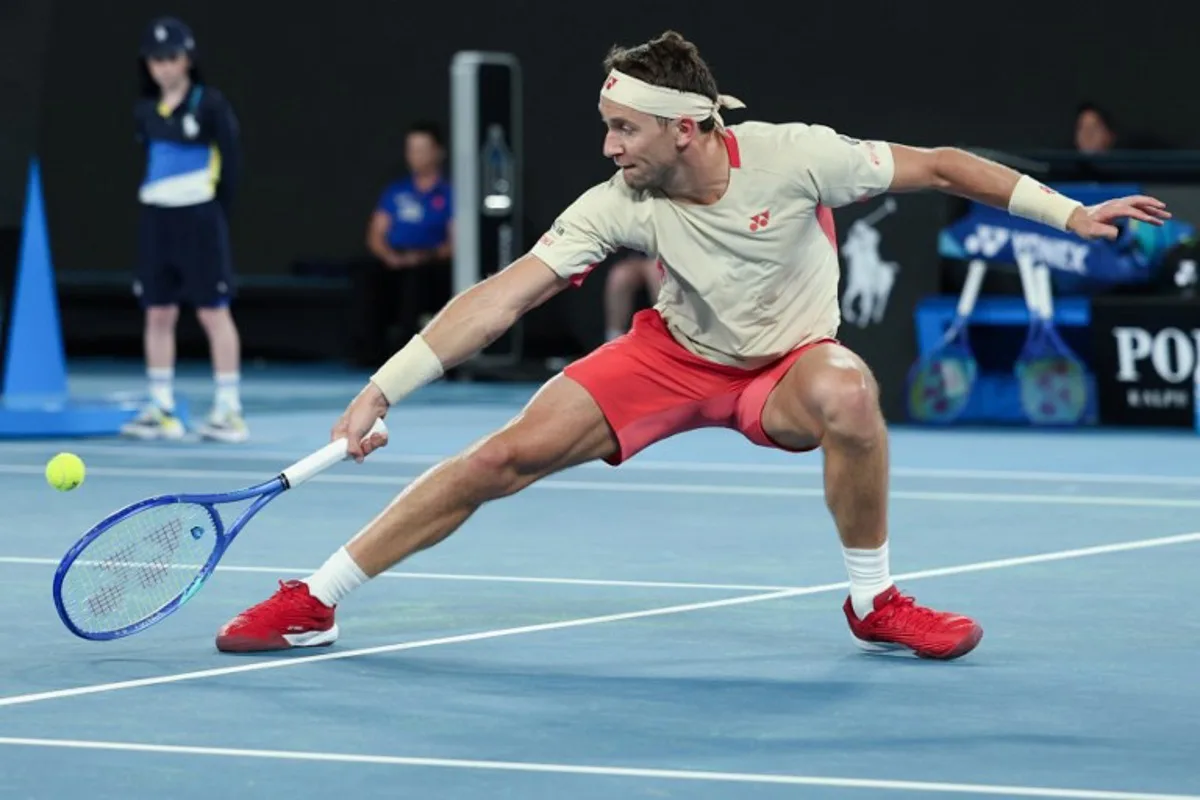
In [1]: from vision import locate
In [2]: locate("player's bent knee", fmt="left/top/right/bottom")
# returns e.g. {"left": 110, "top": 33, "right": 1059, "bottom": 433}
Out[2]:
{"left": 458, "top": 430, "right": 558, "bottom": 501}
{"left": 458, "top": 437, "right": 517, "bottom": 500}
{"left": 809, "top": 367, "right": 883, "bottom": 446}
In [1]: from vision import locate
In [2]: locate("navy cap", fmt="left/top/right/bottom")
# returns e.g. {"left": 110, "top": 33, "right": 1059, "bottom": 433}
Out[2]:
{"left": 141, "top": 17, "right": 196, "bottom": 58}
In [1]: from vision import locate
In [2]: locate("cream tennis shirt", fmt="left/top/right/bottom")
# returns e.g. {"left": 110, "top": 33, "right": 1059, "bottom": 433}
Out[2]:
{"left": 531, "top": 121, "right": 896, "bottom": 368}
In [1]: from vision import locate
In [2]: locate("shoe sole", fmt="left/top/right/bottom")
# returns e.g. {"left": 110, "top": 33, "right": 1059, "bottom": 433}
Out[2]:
{"left": 853, "top": 623, "right": 984, "bottom": 661}
{"left": 198, "top": 425, "right": 249, "bottom": 443}
{"left": 215, "top": 624, "right": 339, "bottom": 653}
{"left": 199, "top": 430, "right": 249, "bottom": 444}
{"left": 120, "top": 426, "right": 186, "bottom": 441}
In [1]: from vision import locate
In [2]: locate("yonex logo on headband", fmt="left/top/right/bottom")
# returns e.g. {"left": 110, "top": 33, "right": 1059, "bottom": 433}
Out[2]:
{"left": 599, "top": 69, "right": 745, "bottom": 129}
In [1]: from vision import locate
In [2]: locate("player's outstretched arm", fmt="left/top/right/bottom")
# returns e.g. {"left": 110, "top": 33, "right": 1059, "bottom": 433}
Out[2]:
{"left": 336, "top": 255, "right": 568, "bottom": 459}
{"left": 885, "top": 143, "right": 1171, "bottom": 240}
{"left": 411, "top": 254, "right": 566, "bottom": 377}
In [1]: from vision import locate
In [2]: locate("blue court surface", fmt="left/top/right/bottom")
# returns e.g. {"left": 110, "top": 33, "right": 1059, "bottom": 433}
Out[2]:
{"left": 2, "top": 362, "right": 1199, "bottom": 799}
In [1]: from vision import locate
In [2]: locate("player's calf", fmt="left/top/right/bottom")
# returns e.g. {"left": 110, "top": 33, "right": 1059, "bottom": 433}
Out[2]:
{"left": 760, "top": 345, "right": 981, "bottom": 658}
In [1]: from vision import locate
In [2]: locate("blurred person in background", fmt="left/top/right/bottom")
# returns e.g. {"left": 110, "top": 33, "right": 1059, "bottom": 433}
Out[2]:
{"left": 350, "top": 122, "right": 453, "bottom": 367}
{"left": 122, "top": 16, "right": 246, "bottom": 442}
{"left": 1071, "top": 101, "right": 1171, "bottom": 152}
{"left": 603, "top": 249, "right": 661, "bottom": 341}
{"left": 1074, "top": 102, "right": 1118, "bottom": 153}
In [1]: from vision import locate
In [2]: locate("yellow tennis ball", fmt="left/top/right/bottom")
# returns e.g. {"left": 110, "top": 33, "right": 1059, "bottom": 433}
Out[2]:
{"left": 45, "top": 452, "right": 85, "bottom": 491}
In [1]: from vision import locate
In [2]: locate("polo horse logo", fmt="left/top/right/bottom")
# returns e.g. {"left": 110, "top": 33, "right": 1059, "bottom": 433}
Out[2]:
{"left": 840, "top": 198, "right": 899, "bottom": 328}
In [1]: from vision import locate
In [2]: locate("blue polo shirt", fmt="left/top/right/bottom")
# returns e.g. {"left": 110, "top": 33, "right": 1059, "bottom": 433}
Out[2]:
{"left": 375, "top": 176, "right": 453, "bottom": 250}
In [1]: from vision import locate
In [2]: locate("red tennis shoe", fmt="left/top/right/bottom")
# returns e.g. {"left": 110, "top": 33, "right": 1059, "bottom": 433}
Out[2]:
{"left": 216, "top": 580, "right": 338, "bottom": 653}
{"left": 845, "top": 586, "right": 982, "bottom": 660}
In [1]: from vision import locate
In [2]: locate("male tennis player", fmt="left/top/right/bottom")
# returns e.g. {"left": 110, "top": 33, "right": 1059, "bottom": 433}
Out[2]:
{"left": 216, "top": 32, "right": 1169, "bottom": 658}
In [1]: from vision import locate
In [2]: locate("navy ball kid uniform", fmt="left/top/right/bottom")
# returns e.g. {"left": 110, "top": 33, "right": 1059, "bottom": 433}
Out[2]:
{"left": 134, "top": 83, "right": 241, "bottom": 308}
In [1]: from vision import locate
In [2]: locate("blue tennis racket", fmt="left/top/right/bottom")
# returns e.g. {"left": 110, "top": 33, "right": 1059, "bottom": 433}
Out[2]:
{"left": 52, "top": 418, "right": 388, "bottom": 641}
{"left": 906, "top": 258, "right": 988, "bottom": 423}
{"left": 1014, "top": 256, "right": 1088, "bottom": 424}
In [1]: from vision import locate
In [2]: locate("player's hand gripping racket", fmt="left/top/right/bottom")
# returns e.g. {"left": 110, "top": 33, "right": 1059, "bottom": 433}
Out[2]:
{"left": 1014, "top": 256, "right": 1088, "bottom": 424}
{"left": 52, "top": 419, "right": 388, "bottom": 641}
{"left": 906, "top": 258, "right": 988, "bottom": 422}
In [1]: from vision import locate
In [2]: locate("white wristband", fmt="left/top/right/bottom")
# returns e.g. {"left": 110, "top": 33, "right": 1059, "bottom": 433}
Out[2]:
{"left": 1007, "top": 174, "right": 1083, "bottom": 232}
{"left": 369, "top": 335, "right": 445, "bottom": 406}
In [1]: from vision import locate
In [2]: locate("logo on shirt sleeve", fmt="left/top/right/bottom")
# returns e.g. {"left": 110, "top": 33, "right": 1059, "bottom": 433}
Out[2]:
{"left": 539, "top": 218, "right": 568, "bottom": 247}
{"left": 863, "top": 141, "right": 882, "bottom": 167}
{"left": 837, "top": 133, "right": 882, "bottom": 167}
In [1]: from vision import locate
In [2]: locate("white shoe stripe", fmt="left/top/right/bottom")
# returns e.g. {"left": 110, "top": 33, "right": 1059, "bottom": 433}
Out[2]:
{"left": 282, "top": 624, "right": 339, "bottom": 648}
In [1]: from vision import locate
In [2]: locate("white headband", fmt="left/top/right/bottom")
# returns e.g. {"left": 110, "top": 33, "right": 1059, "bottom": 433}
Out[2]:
{"left": 600, "top": 69, "right": 745, "bottom": 129}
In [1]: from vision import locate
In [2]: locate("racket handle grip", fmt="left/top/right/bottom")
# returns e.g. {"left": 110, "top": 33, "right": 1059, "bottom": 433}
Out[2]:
{"left": 281, "top": 418, "right": 389, "bottom": 489}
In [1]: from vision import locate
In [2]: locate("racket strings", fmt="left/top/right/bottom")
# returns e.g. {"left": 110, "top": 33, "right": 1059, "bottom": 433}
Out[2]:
{"left": 1018, "top": 356, "right": 1087, "bottom": 422}
{"left": 909, "top": 350, "right": 976, "bottom": 421}
{"left": 59, "top": 503, "right": 219, "bottom": 634}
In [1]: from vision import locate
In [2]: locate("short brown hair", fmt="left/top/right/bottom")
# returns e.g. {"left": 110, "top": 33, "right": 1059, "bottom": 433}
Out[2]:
{"left": 603, "top": 31, "right": 720, "bottom": 132}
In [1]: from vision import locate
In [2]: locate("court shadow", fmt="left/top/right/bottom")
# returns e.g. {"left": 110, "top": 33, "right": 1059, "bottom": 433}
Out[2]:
{"left": 333, "top": 654, "right": 866, "bottom": 716}
{"left": 202, "top": 654, "right": 1119, "bottom": 756}
{"left": 7, "top": 655, "right": 201, "bottom": 688}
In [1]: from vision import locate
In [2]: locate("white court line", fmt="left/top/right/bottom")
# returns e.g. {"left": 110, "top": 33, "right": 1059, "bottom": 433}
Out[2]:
{"left": 1, "top": 530, "right": 1197, "bottom": 709}
{"left": 1, "top": 463, "right": 1199, "bottom": 508}
{"left": 3, "top": 441, "right": 1200, "bottom": 486}
{"left": 0, "top": 556, "right": 791, "bottom": 592}
{"left": 0, "top": 737, "right": 1191, "bottom": 800}
{"left": 0, "top": 588, "right": 802, "bottom": 708}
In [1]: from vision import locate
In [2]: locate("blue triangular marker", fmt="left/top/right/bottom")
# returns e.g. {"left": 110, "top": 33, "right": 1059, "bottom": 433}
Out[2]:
{"left": 3, "top": 158, "right": 68, "bottom": 400}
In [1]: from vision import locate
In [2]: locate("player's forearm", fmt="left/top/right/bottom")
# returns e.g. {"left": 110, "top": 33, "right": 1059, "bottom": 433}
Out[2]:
{"left": 365, "top": 276, "right": 526, "bottom": 407}
{"left": 421, "top": 279, "right": 519, "bottom": 369}
{"left": 928, "top": 148, "right": 1020, "bottom": 209}
{"left": 931, "top": 148, "right": 1083, "bottom": 231}
{"left": 366, "top": 257, "right": 563, "bottom": 407}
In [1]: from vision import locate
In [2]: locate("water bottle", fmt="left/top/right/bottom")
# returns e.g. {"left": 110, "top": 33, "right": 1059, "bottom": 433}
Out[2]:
{"left": 480, "top": 124, "right": 513, "bottom": 217}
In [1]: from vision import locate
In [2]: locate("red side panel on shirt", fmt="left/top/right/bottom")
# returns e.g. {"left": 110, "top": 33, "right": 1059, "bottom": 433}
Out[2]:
{"left": 817, "top": 205, "right": 837, "bottom": 251}
{"left": 570, "top": 263, "right": 598, "bottom": 287}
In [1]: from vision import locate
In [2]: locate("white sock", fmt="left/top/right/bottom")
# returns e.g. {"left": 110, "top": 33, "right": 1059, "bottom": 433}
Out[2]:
{"left": 148, "top": 367, "right": 174, "bottom": 412}
{"left": 214, "top": 372, "right": 241, "bottom": 414}
{"left": 843, "top": 542, "right": 893, "bottom": 620}
{"left": 303, "top": 547, "right": 369, "bottom": 607}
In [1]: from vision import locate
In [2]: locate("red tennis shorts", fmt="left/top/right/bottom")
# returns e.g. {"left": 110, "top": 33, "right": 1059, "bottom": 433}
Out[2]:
{"left": 563, "top": 309, "right": 837, "bottom": 465}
